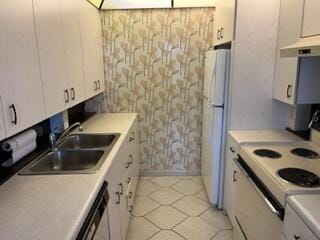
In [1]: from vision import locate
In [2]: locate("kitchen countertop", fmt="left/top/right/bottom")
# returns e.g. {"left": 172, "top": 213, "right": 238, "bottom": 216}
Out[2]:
{"left": 288, "top": 195, "right": 320, "bottom": 238}
{"left": 229, "top": 129, "right": 303, "bottom": 143}
{"left": 0, "top": 113, "right": 138, "bottom": 240}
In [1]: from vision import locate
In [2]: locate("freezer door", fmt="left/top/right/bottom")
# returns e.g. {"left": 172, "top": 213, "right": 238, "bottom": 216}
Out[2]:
{"left": 209, "top": 49, "right": 230, "bottom": 106}
{"left": 201, "top": 101, "right": 224, "bottom": 205}
{"left": 203, "top": 51, "right": 216, "bottom": 99}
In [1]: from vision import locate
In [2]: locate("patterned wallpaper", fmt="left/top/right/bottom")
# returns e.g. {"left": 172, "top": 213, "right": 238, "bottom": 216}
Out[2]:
{"left": 101, "top": 8, "right": 214, "bottom": 175}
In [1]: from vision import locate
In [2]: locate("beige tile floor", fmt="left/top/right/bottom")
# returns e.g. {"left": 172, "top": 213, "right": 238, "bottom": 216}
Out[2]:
{"left": 127, "top": 176, "right": 234, "bottom": 240}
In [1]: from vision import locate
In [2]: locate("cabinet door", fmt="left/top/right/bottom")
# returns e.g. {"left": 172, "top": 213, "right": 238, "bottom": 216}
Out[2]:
{"left": 106, "top": 179, "right": 122, "bottom": 240}
{"left": 0, "top": 98, "right": 6, "bottom": 140}
{"left": 223, "top": 136, "right": 239, "bottom": 227}
{"left": 273, "top": 0, "right": 304, "bottom": 105}
{"left": 60, "top": 0, "right": 86, "bottom": 107}
{"left": 213, "top": 0, "right": 236, "bottom": 46}
{"left": 173, "top": 0, "right": 214, "bottom": 8}
{"left": 283, "top": 205, "right": 318, "bottom": 240}
{"left": 106, "top": 154, "right": 125, "bottom": 240}
{"left": 33, "top": 0, "right": 69, "bottom": 118}
{"left": 302, "top": 0, "right": 320, "bottom": 37}
{"left": 119, "top": 187, "right": 130, "bottom": 240}
{"left": 0, "top": 0, "right": 46, "bottom": 137}
{"left": 130, "top": 120, "right": 140, "bottom": 200}
{"left": 78, "top": 0, "right": 105, "bottom": 99}
{"left": 101, "top": 0, "right": 171, "bottom": 9}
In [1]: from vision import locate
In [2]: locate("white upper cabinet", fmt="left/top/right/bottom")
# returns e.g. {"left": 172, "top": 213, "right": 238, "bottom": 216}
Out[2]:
{"left": 78, "top": 0, "right": 105, "bottom": 99}
{"left": 0, "top": 0, "right": 46, "bottom": 137}
{"left": 273, "top": 0, "right": 303, "bottom": 105}
{"left": 60, "top": 0, "right": 86, "bottom": 107}
{"left": 33, "top": 0, "right": 69, "bottom": 118}
{"left": 173, "top": 0, "right": 214, "bottom": 8}
{"left": 101, "top": 0, "right": 171, "bottom": 9}
{"left": 301, "top": 0, "right": 320, "bottom": 37}
{"left": 273, "top": 0, "right": 320, "bottom": 106}
{"left": 213, "top": 0, "right": 236, "bottom": 46}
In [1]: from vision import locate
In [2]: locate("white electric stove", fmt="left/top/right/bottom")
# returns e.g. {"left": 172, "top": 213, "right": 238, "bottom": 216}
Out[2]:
{"left": 240, "top": 141, "right": 320, "bottom": 206}
{"left": 234, "top": 138, "right": 320, "bottom": 240}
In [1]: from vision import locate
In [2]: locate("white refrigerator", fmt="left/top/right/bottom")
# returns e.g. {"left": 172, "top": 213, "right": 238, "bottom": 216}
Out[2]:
{"left": 201, "top": 49, "right": 230, "bottom": 208}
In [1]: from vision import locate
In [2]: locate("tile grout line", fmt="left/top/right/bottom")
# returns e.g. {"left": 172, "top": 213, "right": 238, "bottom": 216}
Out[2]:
{"left": 129, "top": 177, "right": 233, "bottom": 240}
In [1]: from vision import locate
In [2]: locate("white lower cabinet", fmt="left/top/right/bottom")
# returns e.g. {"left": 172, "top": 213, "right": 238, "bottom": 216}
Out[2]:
{"left": 107, "top": 178, "right": 123, "bottom": 240}
{"left": 223, "top": 134, "right": 240, "bottom": 227}
{"left": 283, "top": 205, "right": 318, "bottom": 240}
{"left": 106, "top": 119, "right": 140, "bottom": 240}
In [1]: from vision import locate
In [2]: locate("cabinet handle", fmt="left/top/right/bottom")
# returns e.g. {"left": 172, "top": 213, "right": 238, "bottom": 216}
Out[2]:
{"left": 129, "top": 154, "right": 134, "bottom": 165}
{"left": 129, "top": 131, "right": 135, "bottom": 142}
{"left": 233, "top": 170, "right": 237, "bottom": 182}
{"left": 119, "top": 183, "right": 123, "bottom": 195}
{"left": 64, "top": 89, "right": 69, "bottom": 103}
{"left": 97, "top": 80, "right": 101, "bottom": 90}
{"left": 294, "top": 235, "right": 300, "bottom": 240}
{"left": 115, "top": 192, "right": 121, "bottom": 204}
{"left": 128, "top": 205, "right": 133, "bottom": 213}
{"left": 127, "top": 177, "right": 131, "bottom": 184}
{"left": 126, "top": 155, "right": 133, "bottom": 168}
{"left": 229, "top": 147, "right": 235, "bottom": 153}
{"left": 94, "top": 81, "right": 97, "bottom": 91}
{"left": 217, "top": 29, "right": 221, "bottom": 40}
{"left": 128, "top": 191, "right": 133, "bottom": 199}
{"left": 9, "top": 104, "right": 17, "bottom": 125}
{"left": 70, "top": 88, "right": 75, "bottom": 100}
{"left": 287, "top": 84, "right": 292, "bottom": 98}
{"left": 220, "top": 27, "right": 224, "bottom": 38}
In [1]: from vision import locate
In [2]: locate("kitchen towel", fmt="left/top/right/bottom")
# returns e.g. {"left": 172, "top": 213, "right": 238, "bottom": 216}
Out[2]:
{"left": 1, "top": 141, "right": 37, "bottom": 167}
{"left": 2, "top": 129, "right": 37, "bottom": 152}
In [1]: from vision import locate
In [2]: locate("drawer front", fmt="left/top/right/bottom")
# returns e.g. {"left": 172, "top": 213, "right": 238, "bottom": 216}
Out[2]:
{"left": 283, "top": 205, "right": 318, "bottom": 240}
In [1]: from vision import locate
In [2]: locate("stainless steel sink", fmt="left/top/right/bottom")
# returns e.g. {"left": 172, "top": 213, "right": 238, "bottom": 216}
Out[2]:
{"left": 19, "top": 133, "right": 121, "bottom": 175}
{"left": 58, "top": 134, "right": 119, "bottom": 149}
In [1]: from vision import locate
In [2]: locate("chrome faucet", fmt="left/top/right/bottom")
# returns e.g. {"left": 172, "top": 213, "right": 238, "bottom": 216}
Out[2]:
{"left": 49, "top": 122, "right": 83, "bottom": 151}
{"left": 49, "top": 133, "right": 57, "bottom": 151}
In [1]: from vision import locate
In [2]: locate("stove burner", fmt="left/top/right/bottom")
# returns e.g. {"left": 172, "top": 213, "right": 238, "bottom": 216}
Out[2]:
{"left": 253, "top": 149, "right": 282, "bottom": 159}
{"left": 278, "top": 168, "right": 320, "bottom": 187}
{"left": 291, "top": 148, "right": 320, "bottom": 159}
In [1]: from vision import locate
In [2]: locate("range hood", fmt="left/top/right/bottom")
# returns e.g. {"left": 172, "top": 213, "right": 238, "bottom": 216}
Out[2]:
{"left": 280, "top": 35, "right": 320, "bottom": 58}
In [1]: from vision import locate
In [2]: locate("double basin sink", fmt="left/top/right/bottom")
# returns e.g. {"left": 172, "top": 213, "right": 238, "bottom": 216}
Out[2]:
{"left": 20, "top": 133, "right": 120, "bottom": 175}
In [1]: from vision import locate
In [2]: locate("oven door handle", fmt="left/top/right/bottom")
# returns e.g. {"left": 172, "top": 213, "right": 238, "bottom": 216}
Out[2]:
{"left": 233, "top": 158, "right": 248, "bottom": 177}
{"left": 247, "top": 177, "right": 281, "bottom": 218}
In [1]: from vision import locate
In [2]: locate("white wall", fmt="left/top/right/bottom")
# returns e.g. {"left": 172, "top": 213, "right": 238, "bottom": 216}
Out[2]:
{"left": 228, "top": 0, "right": 290, "bottom": 130}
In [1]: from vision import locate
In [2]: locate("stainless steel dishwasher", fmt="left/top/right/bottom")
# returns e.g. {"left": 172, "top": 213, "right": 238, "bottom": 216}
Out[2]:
{"left": 77, "top": 181, "right": 110, "bottom": 240}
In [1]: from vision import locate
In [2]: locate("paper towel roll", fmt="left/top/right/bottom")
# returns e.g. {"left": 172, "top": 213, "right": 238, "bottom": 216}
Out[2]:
{"left": 1, "top": 141, "right": 37, "bottom": 167}
{"left": 2, "top": 129, "right": 37, "bottom": 152}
